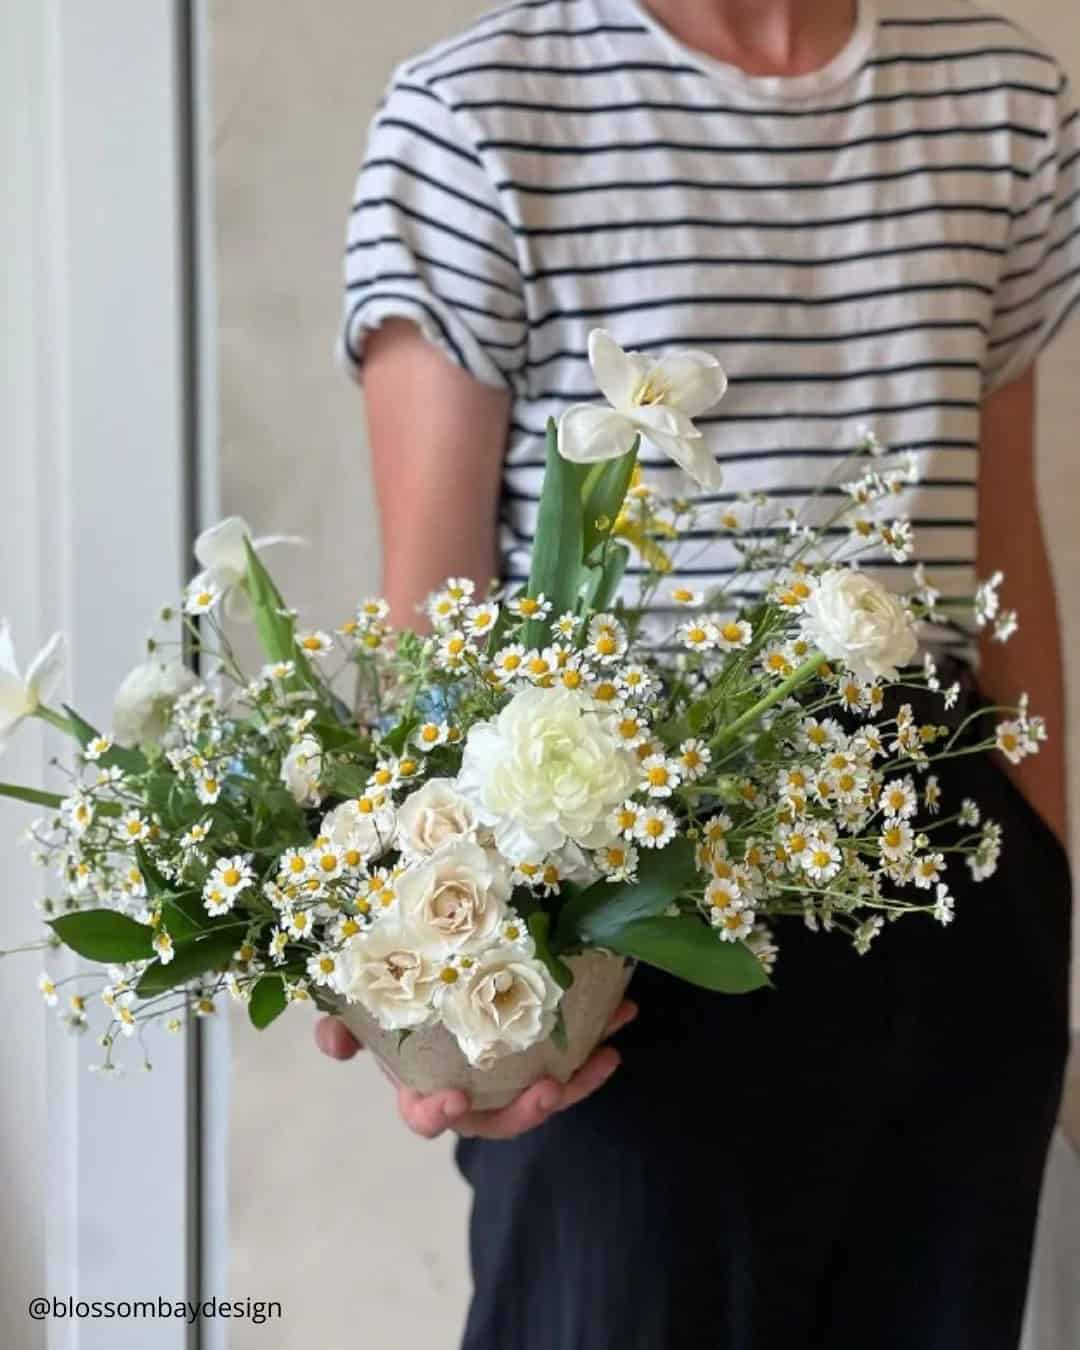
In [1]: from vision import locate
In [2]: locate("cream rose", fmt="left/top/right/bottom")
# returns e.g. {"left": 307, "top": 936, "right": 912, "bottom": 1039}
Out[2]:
{"left": 439, "top": 946, "right": 562, "bottom": 1067}
{"left": 321, "top": 795, "right": 397, "bottom": 861}
{"left": 280, "top": 734, "right": 324, "bottom": 807}
{"left": 454, "top": 685, "right": 640, "bottom": 863}
{"left": 112, "top": 659, "right": 199, "bottom": 746}
{"left": 801, "top": 570, "right": 918, "bottom": 684}
{"left": 395, "top": 777, "right": 478, "bottom": 858}
{"left": 336, "top": 917, "right": 437, "bottom": 1030}
{"left": 396, "top": 841, "right": 510, "bottom": 958}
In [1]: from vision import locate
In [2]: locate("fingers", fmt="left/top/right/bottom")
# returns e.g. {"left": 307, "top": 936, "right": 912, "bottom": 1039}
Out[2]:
{"left": 555, "top": 1045, "right": 621, "bottom": 1113}
{"left": 314, "top": 1016, "right": 363, "bottom": 1061}
{"left": 454, "top": 1074, "right": 567, "bottom": 1140}
{"left": 603, "top": 998, "right": 639, "bottom": 1039}
{"left": 397, "top": 1086, "right": 471, "bottom": 1140}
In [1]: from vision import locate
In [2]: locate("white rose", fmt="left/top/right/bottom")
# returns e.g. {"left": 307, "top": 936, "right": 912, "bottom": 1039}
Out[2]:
{"left": 801, "top": 570, "right": 918, "bottom": 684}
{"left": 321, "top": 795, "right": 397, "bottom": 861}
{"left": 336, "top": 917, "right": 437, "bottom": 1030}
{"left": 396, "top": 777, "right": 478, "bottom": 859}
{"left": 397, "top": 840, "right": 510, "bottom": 958}
{"left": 281, "top": 734, "right": 323, "bottom": 807}
{"left": 112, "top": 660, "right": 199, "bottom": 746}
{"left": 440, "top": 946, "right": 562, "bottom": 1068}
{"left": 455, "top": 685, "right": 640, "bottom": 863}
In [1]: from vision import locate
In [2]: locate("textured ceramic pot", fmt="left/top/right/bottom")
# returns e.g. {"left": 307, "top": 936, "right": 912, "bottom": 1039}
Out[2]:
{"left": 334, "top": 949, "right": 635, "bottom": 1111}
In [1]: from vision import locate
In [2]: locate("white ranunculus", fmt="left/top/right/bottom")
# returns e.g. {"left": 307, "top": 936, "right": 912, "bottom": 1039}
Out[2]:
{"left": 192, "top": 516, "right": 304, "bottom": 621}
{"left": 455, "top": 685, "right": 640, "bottom": 864}
{"left": 337, "top": 917, "right": 438, "bottom": 1030}
{"left": 557, "top": 329, "right": 728, "bottom": 489}
{"left": 0, "top": 621, "right": 64, "bottom": 751}
{"left": 396, "top": 840, "right": 511, "bottom": 958}
{"left": 801, "top": 570, "right": 918, "bottom": 684}
{"left": 396, "top": 777, "right": 478, "bottom": 859}
{"left": 440, "top": 946, "right": 562, "bottom": 1068}
{"left": 112, "top": 658, "right": 198, "bottom": 747}
{"left": 280, "top": 734, "right": 324, "bottom": 807}
{"left": 321, "top": 796, "right": 397, "bottom": 861}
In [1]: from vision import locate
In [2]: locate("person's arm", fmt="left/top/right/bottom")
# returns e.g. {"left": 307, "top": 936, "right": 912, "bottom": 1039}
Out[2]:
{"left": 316, "top": 319, "right": 635, "bottom": 1138}
{"left": 975, "top": 365, "right": 1068, "bottom": 846}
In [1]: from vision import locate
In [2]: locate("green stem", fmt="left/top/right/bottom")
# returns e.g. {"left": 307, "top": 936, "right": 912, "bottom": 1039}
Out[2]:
{"left": 34, "top": 704, "right": 76, "bottom": 736}
{"left": 708, "top": 651, "right": 825, "bottom": 752}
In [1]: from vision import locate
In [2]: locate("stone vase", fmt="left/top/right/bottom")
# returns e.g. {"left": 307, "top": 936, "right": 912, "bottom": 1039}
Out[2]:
{"left": 334, "top": 949, "right": 635, "bottom": 1111}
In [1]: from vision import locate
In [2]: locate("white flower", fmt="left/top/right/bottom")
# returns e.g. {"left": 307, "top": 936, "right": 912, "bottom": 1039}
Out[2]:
{"left": 438, "top": 946, "right": 562, "bottom": 1068}
{"left": 280, "top": 734, "right": 323, "bottom": 806}
{"left": 395, "top": 778, "right": 478, "bottom": 859}
{"left": 38, "top": 973, "right": 59, "bottom": 1006}
{"left": 556, "top": 329, "right": 728, "bottom": 489}
{"left": 801, "top": 571, "right": 917, "bottom": 683}
{"left": 455, "top": 685, "right": 639, "bottom": 863}
{"left": 337, "top": 917, "right": 438, "bottom": 1031}
{"left": 396, "top": 840, "right": 510, "bottom": 958}
{"left": 190, "top": 516, "right": 303, "bottom": 621}
{"left": 0, "top": 621, "right": 64, "bottom": 750}
{"left": 321, "top": 795, "right": 397, "bottom": 862}
{"left": 112, "top": 659, "right": 198, "bottom": 747}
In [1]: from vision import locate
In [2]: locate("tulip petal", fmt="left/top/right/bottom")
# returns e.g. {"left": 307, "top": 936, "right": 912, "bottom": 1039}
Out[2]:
{"left": 650, "top": 350, "right": 728, "bottom": 418}
{"left": 636, "top": 421, "right": 724, "bottom": 490}
{"left": 0, "top": 620, "right": 17, "bottom": 678}
{"left": 0, "top": 670, "right": 30, "bottom": 734}
{"left": 587, "top": 329, "right": 649, "bottom": 412}
{"left": 194, "top": 516, "right": 252, "bottom": 572}
{"left": 557, "top": 405, "right": 639, "bottom": 464}
{"left": 25, "top": 632, "right": 66, "bottom": 708}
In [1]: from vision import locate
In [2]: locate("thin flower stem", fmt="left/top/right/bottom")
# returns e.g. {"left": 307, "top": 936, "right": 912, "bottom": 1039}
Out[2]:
{"left": 708, "top": 651, "right": 824, "bottom": 752}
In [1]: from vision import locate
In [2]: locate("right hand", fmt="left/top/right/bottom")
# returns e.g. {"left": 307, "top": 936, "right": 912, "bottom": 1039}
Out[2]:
{"left": 314, "top": 999, "right": 637, "bottom": 1141}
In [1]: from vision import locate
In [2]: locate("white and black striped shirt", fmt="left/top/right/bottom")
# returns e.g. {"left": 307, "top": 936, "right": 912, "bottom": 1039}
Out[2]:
{"left": 339, "top": 0, "right": 1080, "bottom": 656}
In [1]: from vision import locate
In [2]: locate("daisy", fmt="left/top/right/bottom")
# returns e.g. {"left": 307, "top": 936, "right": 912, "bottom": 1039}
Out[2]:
{"left": 413, "top": 721, "right": 450, "bottom": 752}
{"left": 801, "top": 837, "right": 842, "bottom": 884}
{"left": 716, "top": 907, "right": 755, "bottom": 942}
{"left": 677, "top": 618, "right": 718, "bottom": 652}
{"left": 705, "top": 876, "right": 742, "bottom": 914}
{"left": 912, "top": 852, "right": 945, "bottom": 890}
{"left": 296, "top": 630, "right": 333, "bottom": 657}
{"left": 880, "top": 777, "right": 918, "bottom": 819}
{"left": 284, "top": 908, "right": 315, "bottom": 941}
{"left": 196, "top": 773, "right": 222, "bottom": 805}
{"left": 153, "top": 931, "right": 175, "bottom": 965}
{"left": 677, "top": 738, "right": 711, "bottom": 781}
{"left": 119, "top": 811, "right": 150, "bottom": 843}
{"left": 557, "top": 656, "right": 590, "bottom": 691}
{"left": 614, "top": 712, "right": 650, "bottom": 750}
{"left": 669, "top": 586, "right": 704, "bottom": 607}
{"left": 714, "top": 618, "right": 753, "bottom": 651}
{"left": 306, "top": 950, "right": 339, "bottom": 988}
{"left": 586, "top": 615, "right": 628, "bottom": 664}
{"left": 959, "top": 799, "right": 980, "bottom": 828}
{"left": 427, "top": 589, "right": 463, "bottom": 626}
{"left": 464, "top": 602, "right": 499, "bottom": 639}
{"left": 435, "top": 631, "right": 469, "bottom": 670}
{"left": 356, "top": 598, "right": 390, "bottom": 625}
{"left": 523, "top": 647, "right": 559, "bottom": 685}
{"left": 617, "top": 664, "right": 656, "bottom": 700}
{"left": 184, "top": 580, "right": 222, "bottom": 615}
{"left": 933, "top": 883, "right": 955, "bottom": 925}
{"left": 879, "top": 819, "right": 915, "bottom": 863}
{"left": 609, "top": 800, "right": 641, "bottom": 839}
{"left": 39, "top": 973, "right": 58, "bottom": 1006}
{"left": 596, "top": 842, "right": 639, "bottom": 882}
{"left": 84, "top": 735, "right": 113, "bottom": 762}
{"left": 633, "top": 805, "right": 678, "bottom": 849}
{"left": 491, "top": 644, "right": 526, "bottom": 683}
{"left": 641, "top": 754, "right": 681, "bottom": 798}
{"left": 552, "top": 611, "right": 579, "bottom": 640}
{"left": 311, "top": 844, "right": 344, "bottom": 883}
{"left": 759, "top": 644, "right": 794, "bottom": 678}
{"left": 210, "top": 854, "right": 254, "bottom": 900}
{"left": 508, "top": 593, "right": 552, "bottom": 622}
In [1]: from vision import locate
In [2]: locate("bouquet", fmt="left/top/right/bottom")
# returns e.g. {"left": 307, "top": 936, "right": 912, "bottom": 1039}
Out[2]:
{"left": 2, "top": 330, "right": 1041, "bottom": 1098}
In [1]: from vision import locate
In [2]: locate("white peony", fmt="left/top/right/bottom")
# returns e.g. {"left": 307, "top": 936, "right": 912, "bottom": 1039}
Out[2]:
{"left": 112, "top": 659, "right": 198, "bottom": 747}
{"left": 801, "top": 570, "right": 918, "bottom": 684}
{"left": 336, "top": 917, "right": 438, "bottom": 1030}
{"left": 396, "top": 840, "right": 511, "bottom": 958}
{"left": 321, "top": 795, "right": 397, "bottom": 860}
{"left": 439, "top": 945, "right": 562, "bottom": 1068}
{"left": 455, "top": 685, "right": 640, "bottom": 863}
{"left": 280, "top": 734, "right": 323, "bottom": 807}
{"left": 396, "top": 777, "right": 478, "bottom": 859}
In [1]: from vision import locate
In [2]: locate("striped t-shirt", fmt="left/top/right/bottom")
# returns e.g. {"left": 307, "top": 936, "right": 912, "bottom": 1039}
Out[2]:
{"left": 339, "top": 0, "right": 1080, "bottom": 656}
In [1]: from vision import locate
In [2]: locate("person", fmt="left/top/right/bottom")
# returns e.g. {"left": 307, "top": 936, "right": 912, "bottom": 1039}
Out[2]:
{"left": 318, "top": 1, "right": 1080, "bottom": 1345}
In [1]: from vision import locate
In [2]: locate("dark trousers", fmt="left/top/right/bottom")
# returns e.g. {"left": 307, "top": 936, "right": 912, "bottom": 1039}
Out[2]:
{"left": 455, "top": 729, "right": 1072, "bottom": 1349}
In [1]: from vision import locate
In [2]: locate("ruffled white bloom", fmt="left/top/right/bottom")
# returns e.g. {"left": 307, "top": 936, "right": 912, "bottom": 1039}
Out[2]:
{"left": 801, "top": 571, "right": 917, "bottom": 683}
{"left": 280, "top": 734, "right": 323, "bottom": 806}
{"left": 112, "top": 659, "right": 198, "bottom": 746}
{"left": 557, "top": 329, "right": 727, "bottom": 489}
{"left": 455, "top": 685, "right": 640, "bottom": 863}
{"left": 191, "top": 516, "right": 303, "bottom": 621}
{"left": 395, "top": 778, "right": 478, "bottom": 859}
{"left": 336, "top": 917, "right": 438, "bottom": 1031}
{"left": 0, "top": 621, "right": 64, "bottom": 751}
{"left": 439, "top": 945, "right": 562, "bottom": 1067}
{"left": 396, "top": 840, "right": 510, "bottom": 958}
{"left": 321, "top": 794, "right": 397, "bottom": 860}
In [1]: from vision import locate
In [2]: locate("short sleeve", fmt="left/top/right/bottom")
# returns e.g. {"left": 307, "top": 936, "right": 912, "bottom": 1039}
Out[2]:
{"left": 984, "top": 71, "right": 1080, "bottom": 393}
{"left": 338, "top": 75, "right": 527, "bottom": 391}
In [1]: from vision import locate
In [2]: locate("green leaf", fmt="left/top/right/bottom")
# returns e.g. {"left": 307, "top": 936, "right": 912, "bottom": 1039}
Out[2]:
{"left": 581, "top": 442, "right": 638, "bottom": 559}
{"left": 134, "top": 843, "right": 172, "bottom": 898}
{"left": 135, "top": 925, "right": 247, "bottom": 997}
{"left": 585, "top": 542, "right": 630, "bottom": 615}
{"left": 0, "top": 782, "right": 66, "bottom": 811}
{"left": 242, "top": 538, "right": 315, "bottom": 690}
{"left": 527, "top": 911, "right": 574, "bottom": 991}
{"left": 61, "top": 705, "right": 147, "bottom": 774}
{"left": 249, "top": 974, "right": 288, "bottom": 1030}
{"left": 555, "top": 835, "right": 699, "bottom": 950}
{"left": 524, "top": 420, "right": 588, "bottom": 646}
{"left": 160, "top": 892, "right": 212, "bottom": 940}
{"left": 604, "top": 915, "right": 769, "bottom": 993}
{"left": 48, "top": 909, "right": 155, "bottom": 964}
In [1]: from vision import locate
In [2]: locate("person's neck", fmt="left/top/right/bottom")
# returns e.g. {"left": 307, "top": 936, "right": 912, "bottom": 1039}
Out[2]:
{"left": 639, "top": 0, "right": 860, "bottom": 77}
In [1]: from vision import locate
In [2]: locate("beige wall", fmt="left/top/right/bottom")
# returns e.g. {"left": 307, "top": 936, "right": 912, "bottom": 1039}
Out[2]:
{"left": 211, "top": 3, "right": 1080, "bottom": 1346}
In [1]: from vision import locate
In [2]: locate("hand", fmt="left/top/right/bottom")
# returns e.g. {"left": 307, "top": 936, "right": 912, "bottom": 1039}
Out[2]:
{"left": 314, "top": 999, "right": 637, "bottom": 1140}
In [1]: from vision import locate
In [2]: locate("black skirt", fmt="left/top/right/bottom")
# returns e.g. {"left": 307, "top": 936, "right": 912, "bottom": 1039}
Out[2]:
{"left": 454, "top": 680, "right": 1072, "bottom": 1350}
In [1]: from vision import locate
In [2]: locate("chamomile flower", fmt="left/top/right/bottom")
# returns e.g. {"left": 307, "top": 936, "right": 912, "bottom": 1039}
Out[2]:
{"left": 552, "top": 611, "right": 579, "bottom": 640}
{"left": 491, "top": 644, "right": 526, "bottom": 684}
{"left": 196, "top": 773, "right": 222, "bottom": 805}
{"left": 879, "top": 819, "right": 915, "bottom": 863}
{"left": 994, "top": 609, "right": 1018, "bottom": 643}
{"left": 609, "top": 800, "right": 641, "bottom": 840}
{"left": 759, "top": 644, "right": 794, "bottom": 678}
{"left": 912, "top": 852, "right": 945, "bottom": 890}
{"left": 923, "top": 775, "right": 942, "bottom": 814}
{"left": 854, "top": 916, "right": 885, "bottom": 955}
{"left": 210, "top": 854, "right": 255, "bottom": 900}
{"left": 435, "top": 631, "right": 469, "bottom": 670}
{"left": 284, "top": 908, "right": 315, "bottom": 941}
{"left": 596, "top": 841, "right": 639, "bottom": 882}
{"left": 586, "top": 615, "right": 628, "bottom": 664}
{"left": 119, "top": 811, "right": 151, "bottom": 842}
{"left": 356, "top": 598, "right": 390, "bottom": 625}
{"left": 278, "top": 847, "right": 310, "bottom": 885}
{"left": 296, "top": 630, "right": 333, "bottom": 658}
{"left": 464, "top": 602, "right": 500, "bottom": 639}
{"left": 427, "top": 589, "right": 462, "bottom": 626}
{"left": 801, "top": 837, "right": 842, "bottom": 883}
{"left": 508, "top": 593, "right": 552, "bottom": 622}
{"left": 716, "top": 907, "right": 755, "bottom": 942}
{"left": 84, "top": 735, "right": 114, "bottom": 762}
{"left": 633, "top": 805, "right": 677, "bottom": 849}
{"left": 880, "top": 777, "right": 918, "bottom": 819}
{"left": 669, "top": 586, "right": 704, "bottom": 606}
{"left": 269, "top": 930, "right": 290, "bottom": 964}
{"left": 705, "top": 876, "right": 742, "bottom": 914}
{"left": 995, "top": 719, "right": 1036, "bottom": 765}
{"left": 413, "top": 720, "right": 450, "bottom": 753}
{"left": 700, "top": 812, "right": 732, "bottom": 853}
{"left": 676, "top": 738, "right": 711, "bottom": 781}
{"left": 153, "top": 931, "right": 175, "bottom": 964}
{"left": 39, "top": 973, "right": 59, "bottom": 1006}
{"left": 556, "top": 655, "right": 590, "bottom": 691}
{"left": 933, "top": 883, "right": 955, "bottom": 925}
{"left": 523, "top": 647, "right": 559, "bottom": 685}
{"left": 311, "top": 844, "right": 344, "bottom": 883}
{"left": 959, "top": 798, "right": 980, "bottom": 828}
{"left": 640, "top": 754, "right": 681, "bottom": 798}
{"left": 184, "top": 580, "right": 222, "bottom": 615}
{"left": 677, "top": 617, "right": 719, "bottom": 652}
{"left": 617, "top": 664, "right": 656, "bottom": 700}
{"left": 500, "top": 914, "right": 535, "bottom": 950}
{"left": 714, "top": 618, "right": 753, "bottom": 651}
{"left": 306, "top": 950, "right": 339, "bottom": 988}
{"left": 64, "top": 795, "right": 95, "bottom": 834}
{"left": 181, "top": 820, "right": 212, "bottom": 850}
{"left": 613, "top": 712, "right": 649, "bottom": 750}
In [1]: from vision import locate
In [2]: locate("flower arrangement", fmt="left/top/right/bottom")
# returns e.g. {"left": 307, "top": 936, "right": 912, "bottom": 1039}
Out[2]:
{"left": 1, "top": 330, "right": 1040, "bottom": 1078}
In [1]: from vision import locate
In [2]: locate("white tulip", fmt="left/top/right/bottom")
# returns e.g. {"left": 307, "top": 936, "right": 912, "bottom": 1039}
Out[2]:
{"left": 557, "top": 329, "right": 728, "bottom": 488}
{"left": 0, "top": 621, "right": 65, "bottom": 751}
{"left": 801, "top": 570, "right": 918, "bottom": 684}
{"left": 191, "top": 516, "right": 303, "bottom": 620}
{"left": 439, "top": 946, "right": 562, "bottom": 1068}
{"left": 112, "top": 659, "right": 199, "bottom": 746}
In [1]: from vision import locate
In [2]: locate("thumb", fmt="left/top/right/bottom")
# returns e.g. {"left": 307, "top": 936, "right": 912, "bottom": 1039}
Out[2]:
{"left": 315, "top": 1016, "right": 364, "bottom": 1061}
